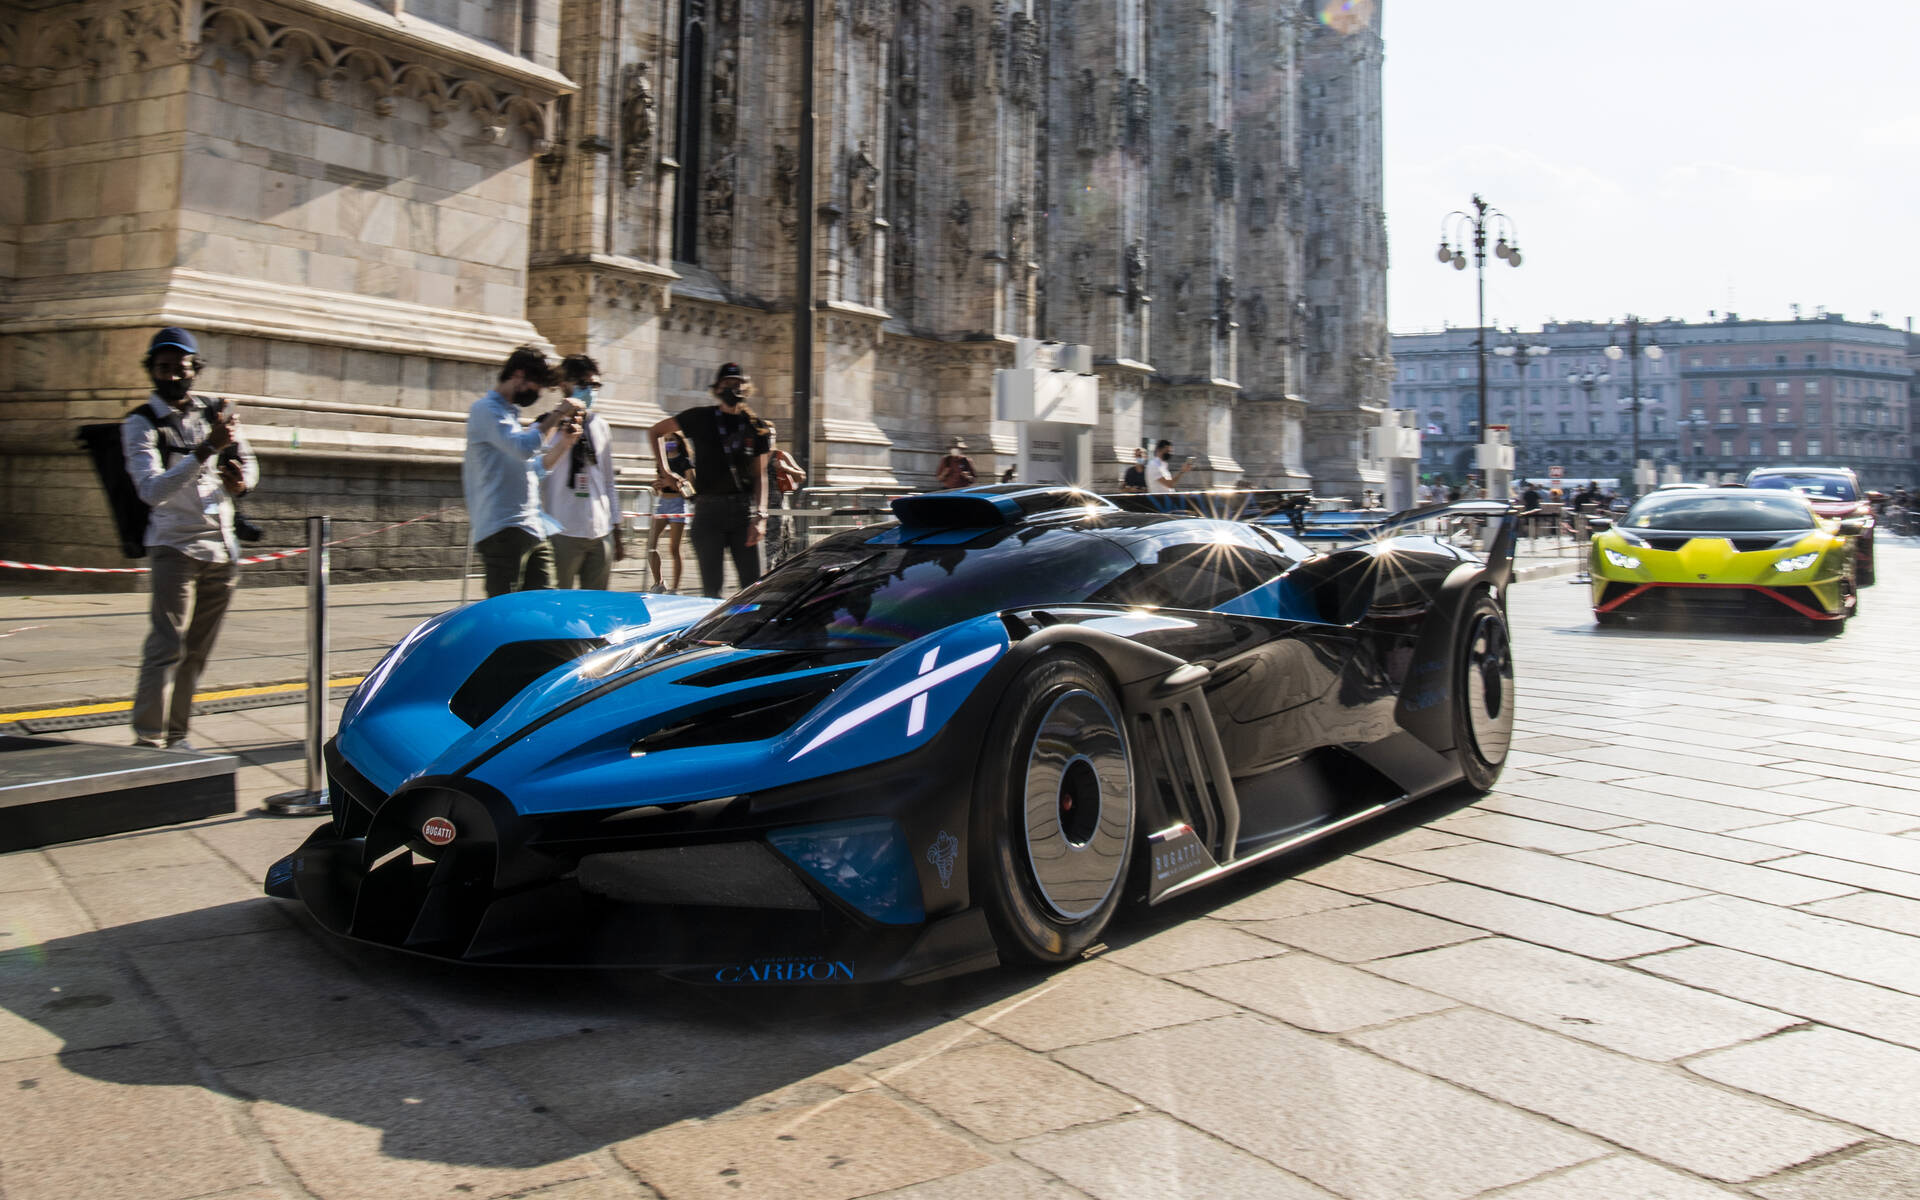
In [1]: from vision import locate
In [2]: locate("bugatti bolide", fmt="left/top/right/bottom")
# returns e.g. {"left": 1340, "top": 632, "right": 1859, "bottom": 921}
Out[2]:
{"left": 1590, "top": 487, "right": 1861, "bottom": 629}
{"left": 267, "top": 487, "right": 1519, "bottom": 984}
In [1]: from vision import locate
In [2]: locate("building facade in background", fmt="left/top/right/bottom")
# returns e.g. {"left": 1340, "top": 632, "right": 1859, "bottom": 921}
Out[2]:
{"left": 0, "top": 0, "right": 1390, "bottom": 580}
{"left": 1392, "top": 314, "right": 1915, "bottom": 491}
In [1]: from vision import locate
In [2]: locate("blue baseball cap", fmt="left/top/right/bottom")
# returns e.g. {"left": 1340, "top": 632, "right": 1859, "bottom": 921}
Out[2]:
{"left": 148, "top": 327, "right": 199, "bottom": 355}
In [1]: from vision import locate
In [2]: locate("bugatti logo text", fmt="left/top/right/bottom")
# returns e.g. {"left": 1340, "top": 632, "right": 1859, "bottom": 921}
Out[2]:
{"left": 421, "top": 817, "right": 456, "bottom": 846}
{"left": 1153, "top": 841, "right": 1203, "bottom": 879}
{"left": 927, "top": 831, "right": 959, "bottom": 887}
{"left": 713, "top": 959, "right": 856, "bottom": 983}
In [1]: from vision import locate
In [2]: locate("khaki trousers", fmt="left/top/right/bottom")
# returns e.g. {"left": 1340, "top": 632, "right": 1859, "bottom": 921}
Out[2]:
{"left": 132, "top": 548, "right": 238, "bottom": 746}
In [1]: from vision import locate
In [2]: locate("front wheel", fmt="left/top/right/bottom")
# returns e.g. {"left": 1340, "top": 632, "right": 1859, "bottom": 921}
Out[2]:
{"left": 972, "top": 653, "right": 1135, "bottom": 966}
{"left": 1453, "top": 592, "right": 1515, "bottom": 793}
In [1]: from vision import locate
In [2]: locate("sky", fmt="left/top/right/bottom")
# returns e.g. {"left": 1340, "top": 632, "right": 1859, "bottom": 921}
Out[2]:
{"left": 1381, "top": 0, "right": 1920, "bottom": 337}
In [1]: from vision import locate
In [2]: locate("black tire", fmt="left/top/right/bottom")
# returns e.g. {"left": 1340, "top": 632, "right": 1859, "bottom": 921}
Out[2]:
{"left": 1857, "top": 547, "right": 1875, "bottom": 588}
{"left": 971, "top": 652, "right": 1135, "bottom": 965}
{"left": 1814, "top": 573, "right": 1858, "bottom": 634}
{"left": 1594, "top": 610, "right": 1627, "bottom": 628}
{"left": 1453, "top": 592, "right": 1514, "bottom": 793}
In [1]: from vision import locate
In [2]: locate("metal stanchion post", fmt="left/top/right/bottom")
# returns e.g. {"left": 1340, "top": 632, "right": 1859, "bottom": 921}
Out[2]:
{"left": 264, "top": 515, "right": 332, "bottom": 816}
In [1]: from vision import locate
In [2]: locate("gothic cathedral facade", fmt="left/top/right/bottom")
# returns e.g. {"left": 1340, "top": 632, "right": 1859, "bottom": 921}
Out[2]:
{"left": 0, "top": 0, "right": 1389, "bottom": 575}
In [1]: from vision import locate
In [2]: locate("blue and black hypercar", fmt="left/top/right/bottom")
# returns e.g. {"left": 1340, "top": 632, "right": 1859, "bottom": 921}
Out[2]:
{"left": 268, "top": 487, "right": 1518, "bottom": 985}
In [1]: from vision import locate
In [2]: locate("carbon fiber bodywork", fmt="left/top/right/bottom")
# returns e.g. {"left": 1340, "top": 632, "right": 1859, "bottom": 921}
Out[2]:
{"left": 268, "top": 490, "right": 1519, "bottom": 983}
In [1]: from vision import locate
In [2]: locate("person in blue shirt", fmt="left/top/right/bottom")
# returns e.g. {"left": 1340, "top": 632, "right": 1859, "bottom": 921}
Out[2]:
{"left": 464, "top": 346, "right": 582, "bottom": 597}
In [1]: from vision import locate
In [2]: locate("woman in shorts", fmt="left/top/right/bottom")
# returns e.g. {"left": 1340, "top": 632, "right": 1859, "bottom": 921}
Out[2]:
{"left": 648, "top": 434, "right": 693, "bottom": 592}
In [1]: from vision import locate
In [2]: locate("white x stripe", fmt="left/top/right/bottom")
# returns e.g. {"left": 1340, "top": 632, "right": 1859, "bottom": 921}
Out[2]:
{"left": 789, "top": 644, "right": 1001, "bottom": 760}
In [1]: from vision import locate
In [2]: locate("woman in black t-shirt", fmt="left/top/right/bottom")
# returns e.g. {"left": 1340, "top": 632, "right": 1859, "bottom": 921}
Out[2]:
{"left": 648, "top": 362, "right": 771, "bottom": 597}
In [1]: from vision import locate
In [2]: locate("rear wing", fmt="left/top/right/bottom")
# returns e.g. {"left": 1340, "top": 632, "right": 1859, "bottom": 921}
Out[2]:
{"left": 1364, "top": 500, "right": 1520, "bottom": 591}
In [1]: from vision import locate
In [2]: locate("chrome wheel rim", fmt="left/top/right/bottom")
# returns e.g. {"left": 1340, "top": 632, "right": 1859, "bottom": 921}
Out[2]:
{"left": 1021, "top": 689, "right": 1133, "bottom": 920}
{"left": 1463, "top": 613, "right": 1514, "bottom": 766}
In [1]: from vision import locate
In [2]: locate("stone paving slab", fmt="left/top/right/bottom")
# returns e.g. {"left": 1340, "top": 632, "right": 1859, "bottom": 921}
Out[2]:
{"left": 2, "top": 544, "right": 1920, "bottom": 1197}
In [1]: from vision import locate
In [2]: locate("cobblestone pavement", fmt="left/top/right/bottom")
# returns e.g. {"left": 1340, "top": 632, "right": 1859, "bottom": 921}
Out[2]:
{"left": 4, "top": 543, "right": 1920, "bottom": 1198}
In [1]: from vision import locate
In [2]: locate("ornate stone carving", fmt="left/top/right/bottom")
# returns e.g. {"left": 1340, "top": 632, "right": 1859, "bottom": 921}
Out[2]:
{"left": 1248, "top": 165, "right": 1269, "bottom": 232}
{"left": 774, "top": 143, "right": 799, "bottom": 242}
{"left": 1244, "top": 290, "right": 1269, "bottom": 343}
{"left": 1005, "top": 202, "right": 1027, "bottom": 264}
{"left": 1171, "top": 126, "right": 1193, "bottom": 197}
{"left": 896, "top": 17, "right": 921, "bottom": 108}
{"left": 987, "top": 1, "right": 1007, "bottom": 94}
{"left": 190, "top": 4, "right": 559, "bottom": 149}
{"left": 946, "top": 198, "right": 972, "bottom": 269}
{"left": 891, "top": 215, "right": 917, "bottom": 309}
{"left": 619, "top": 63, "right": 656, "bottom": 188}
{"left": 1007, "top": 11, "right": 1039, "bottom": 108}
{"left": 710, "top": 47, "right": 737, "bottom": 142}
{"left": 717, "top": 0, "right": 737, "bottom": 24}
{"left": 1071, "top": 243, "right": 1094, "bottom": 306}
{"left": 703, "top": 153, "right": 736, "bottom": 248}
{"left": 1074, "top": 69, "right": 1098, "bottom": 155}
{"left": 945, "top": 7, "right": 976, "bottom": 101}
{"left": 538, "top": 95, "right": 570, "bottom": 184}
{"left": 1215, "top": 274, "right": 1236, "bottom": 334}
{"left": 893, "top": 117, "right": 917, "bottom": 206}
{"left": 1212, "top": 129, "right": 1235, "bottom": 199}
{"left": 1124, "top": 241, "right": 1146, "bottom": 313}
{"left": 1124, "top": 78, "right": 1151, "bottom": 157}
{"left": 848, "top": 140, "right": 879, "bottom": 244}
{"left": 1171, "top": 270, "right": 1192, "bottom": 332}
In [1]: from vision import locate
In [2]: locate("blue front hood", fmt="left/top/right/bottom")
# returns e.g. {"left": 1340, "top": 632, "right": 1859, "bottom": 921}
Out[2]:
{"left": 336, "top": 593, "right": 1011, "bottom": 815}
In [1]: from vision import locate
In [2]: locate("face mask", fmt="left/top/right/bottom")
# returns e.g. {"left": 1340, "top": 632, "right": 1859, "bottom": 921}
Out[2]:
{"left": 155, "top": 378, "right": 190, "bottom": 403}
{"left": 572, "top": 385, "right": 596, "bottom": 407}
{"left": 511, "top": 385, "right": 541, "bottom": 408}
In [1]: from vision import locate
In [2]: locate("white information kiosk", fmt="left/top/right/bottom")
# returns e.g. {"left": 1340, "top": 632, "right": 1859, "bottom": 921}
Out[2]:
{"left": 993, "top": 340, "right": 1100, "bottom": 488}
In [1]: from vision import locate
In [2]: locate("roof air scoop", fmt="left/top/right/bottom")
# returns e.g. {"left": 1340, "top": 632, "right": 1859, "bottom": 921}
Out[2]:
{"left": 890, "top": 485, "right": 1117, "bottom": 529}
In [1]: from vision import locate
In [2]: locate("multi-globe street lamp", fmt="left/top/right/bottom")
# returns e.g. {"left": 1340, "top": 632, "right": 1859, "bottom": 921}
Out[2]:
{"left": 1436, "top": 195, "right": 1525, "bottom": 469}
{"left": 1493, "top": 336, "right": 1550, "bottom": 480}
{"left": 1606, "top": 315, "right": 1665, "bottom": 499}
{"left": 1566, "top": 365, "right": 1612, "bottom": 480}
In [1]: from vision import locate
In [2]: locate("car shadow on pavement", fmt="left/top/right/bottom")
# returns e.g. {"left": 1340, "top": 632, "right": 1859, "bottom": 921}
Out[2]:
{"left": 1, "top": 790, "right": 1481, "bottom": 1172}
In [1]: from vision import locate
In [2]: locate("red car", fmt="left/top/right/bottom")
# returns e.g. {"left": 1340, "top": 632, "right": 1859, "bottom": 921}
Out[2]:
{"left": 1745, "top": 467, "right": 1876, "bottom": 586}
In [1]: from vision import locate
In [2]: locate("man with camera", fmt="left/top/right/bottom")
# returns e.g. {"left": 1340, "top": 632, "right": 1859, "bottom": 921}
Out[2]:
{"left": 541, "top": 354, "right": 622, "bottom": 590}
{"left": 465, "top": 346, "right": 582, "bottom": 597}
{"left": 124, "top": 327, "right": 260, "bottom": 750}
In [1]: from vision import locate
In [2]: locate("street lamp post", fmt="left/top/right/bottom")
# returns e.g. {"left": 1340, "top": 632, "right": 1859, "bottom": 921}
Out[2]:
{"left": 1606, "top": 315, "right": 1665, "bottom": 500}
{"left": 1567, "top": 365, "right": 1612, "bottom": 485}
{"left": 1493, "top": 336, "right": 1551, "bottom": 482}
{"left": 1436, "top": 196, "right": 1525, "bottom": 478}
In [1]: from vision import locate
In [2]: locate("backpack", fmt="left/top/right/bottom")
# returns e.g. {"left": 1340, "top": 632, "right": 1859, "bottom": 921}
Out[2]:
{"left": 77, "top": 406, "right": 185, "bottom": 559}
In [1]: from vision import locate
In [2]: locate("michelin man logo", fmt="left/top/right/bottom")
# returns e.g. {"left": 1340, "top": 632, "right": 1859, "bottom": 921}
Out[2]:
{"left": 926, "top": 831, "right": 959, "bottom": 888}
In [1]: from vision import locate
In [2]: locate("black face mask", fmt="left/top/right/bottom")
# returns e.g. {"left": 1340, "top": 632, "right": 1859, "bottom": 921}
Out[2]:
{"left": 511, "top": 386, "right": 542, "bottom": 408}
{"left": 154, "top": 378, "right": 190, "bottom": 403}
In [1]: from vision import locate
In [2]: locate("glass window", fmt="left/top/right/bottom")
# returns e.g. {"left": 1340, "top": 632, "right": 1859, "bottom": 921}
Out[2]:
{"left": 1626, "top": 492, "right": 1816, "bottom": 531}
{"left": 1747, "top": 471, "right": 1857, "bottom": 500}
{"left": 1774, "top": 381, "right": 1790, "bottom": 394}
{"left": 1689, "top": 406, "right": 1706, "bottom": 422}
{"left": 1719, "top": 438, "right": 1733, "bottom": 455}
{"left": 1777, "top": 406, "right": 1791, "bottom": 423}
{"left": 1718, "top": 407, "right": 1733, "bottom": 423}
{"left": 1804, "top": 380, "right": 1819, "bottom": 394}
{"left": 1689, "top": 381, "right": 1705, "bottom": 398}
{"left": 1746, "top": 409, "right": 1761, "bottom": 424}
{"left": 1777, "top": 439, "right": 1792, "bottom": 456}
{"left": 1807, "top": 437, "right": 1822, "bottom": 455}
{"left": 1748, "top": 438, "right": 1762, "bottom": 454}
{"left": 1689, "top": 356, "right": 1703, "bottom": 368}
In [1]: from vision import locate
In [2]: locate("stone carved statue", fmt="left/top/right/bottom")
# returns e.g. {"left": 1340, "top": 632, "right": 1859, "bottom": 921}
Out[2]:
{"left": 710, "top": 48, "right": 737, "bottom": 141}
{"left": 1171, "top": 126, "right": 1193, "bottom": 197}
{"left": 896, "top": 19, "right": 921, "bottom": 107}
{"left": 703, "top": 153, "right": 735, "bottom": 248}
{"left": 1212, "top": 129, "right": 1235, "bottom": 199}
{"left": 1071, "top": 242, "right": 1094, "bottom": 305}
{"left": 1215, "top": 273, "right": 1236, "bottom": 334}
{"left": 1008, "top": 11, "right": 1039, "bottom": 107}
{"left": 1074, "top": 69, "right": 1098, "bottom": 154}
{"left": 717, "top": 0, "right": 736, "bottom": 24}
{"left": 893, "top": 117, "right": 917, "bottom": 205}
{"left": 774, "top": 143, "right": 799, "bottom": 241}
{"left": 1249, "top": 165, "right": 1269, "bottom": 231}
{"left": 945, "top": 7, "right": 976, "bottom": 101}
{"left": 1244, "top": 290, "right": 1269, "bottom": 342}
{"left": 1171, "top": 270, "right": 1192, "bottom": 331}
{"left": 946, "top": 198, "right": 972, "bottom": 268}
{"left": 848, "top": 141, "right": 879, "bottom": 243}
{"left": 1005, "top": 202, "right": 1027, "bottom": 263}
{"left": 1124, "top": 240, "right": 1146, "bottom": 312}
{"left": 1125, "top": 78, "right": 1151, "bottom": 155}
{"left": 619, "top": 63, "right": 655, "bottom": 188}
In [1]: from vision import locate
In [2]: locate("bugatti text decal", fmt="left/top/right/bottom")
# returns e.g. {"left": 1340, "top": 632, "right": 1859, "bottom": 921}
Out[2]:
{"left": 927, "top": 831, "right": 959, "bottom": 887}
{"left": 789, "top": 644, "right": 1003, "bottom": 759}
{"left": 713, "top": 958, "right": 856, "bottom": 984}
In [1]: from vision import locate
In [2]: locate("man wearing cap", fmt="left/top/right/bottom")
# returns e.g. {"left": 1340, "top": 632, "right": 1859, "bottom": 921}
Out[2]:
{"left": 648, "top": 362, "right": 771, "bottom": 597}
{"left": 465, "top": 345, "right": 583, "bottom": 597}
{"left": 935, "top": 439, "right": 976, "bottom": 489}
{"left": 123, "top": 327, "right": 260, "bottom": 749}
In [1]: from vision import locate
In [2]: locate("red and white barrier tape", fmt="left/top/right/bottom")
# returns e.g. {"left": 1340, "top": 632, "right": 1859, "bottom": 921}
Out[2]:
{"left": 0, "top": 508, "right": 452, "bottom": 575}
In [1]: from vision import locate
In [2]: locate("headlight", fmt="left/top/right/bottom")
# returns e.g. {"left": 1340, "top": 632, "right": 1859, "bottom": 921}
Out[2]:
{"left": 1603, "top": 548, "right": 1641, "bottom": 570}
{"left": 1774, "top": 551, "right": 1820, "bottom": 573}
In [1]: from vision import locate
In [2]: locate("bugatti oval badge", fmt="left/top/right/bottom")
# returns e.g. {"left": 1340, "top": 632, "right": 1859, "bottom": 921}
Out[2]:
{"left": 421, "top": 817, "right": 457, "bottom": 846}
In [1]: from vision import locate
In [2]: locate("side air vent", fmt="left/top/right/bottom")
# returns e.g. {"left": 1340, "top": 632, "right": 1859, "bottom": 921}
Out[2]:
{"left": 678, "top": 652, "right": 873, "bottom": 687}
{"left": 449, "top": 638, "right": 606, "bottom": 727}
{"left": 630, "top": 684, "right": 841, "bottom": 756}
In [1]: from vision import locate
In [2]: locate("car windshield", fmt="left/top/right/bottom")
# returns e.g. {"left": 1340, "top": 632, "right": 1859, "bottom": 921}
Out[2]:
{"left": 1748, "top": 473, "right": 1857, "bottom": 501}
{"left": 1625, "top": 493, "right": 1816, "bottom": 532}
{"left": 680, "top": 526, "right": 1140, "bottom": 652}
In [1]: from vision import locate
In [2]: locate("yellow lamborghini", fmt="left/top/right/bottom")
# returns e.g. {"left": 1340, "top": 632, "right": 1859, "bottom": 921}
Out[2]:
{"left": 1590, "top": 488, "right": 1860, "bottom": 629}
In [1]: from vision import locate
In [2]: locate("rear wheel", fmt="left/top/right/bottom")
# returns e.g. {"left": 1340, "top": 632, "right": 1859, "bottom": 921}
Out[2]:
{"left": 972, "top": 653, "right": 1135, "bottom": 965}
{"left": 1453, "top": 592, "right": 1514, "bottom": 793}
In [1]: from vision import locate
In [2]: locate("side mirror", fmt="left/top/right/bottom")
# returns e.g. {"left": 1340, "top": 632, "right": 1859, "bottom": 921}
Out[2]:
{"left": 1837, "top": 518, "right": 1865, "bottom": 536}
{"left": 1587, "top": 516, "right": 1614, "bottom": 532}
